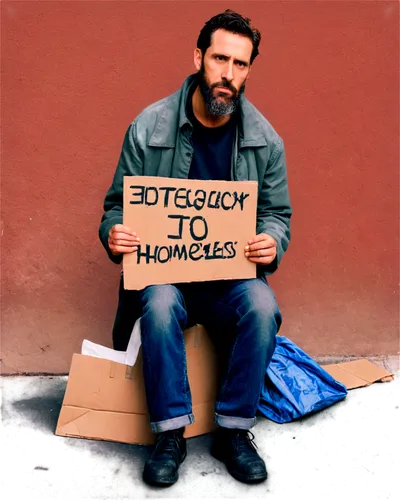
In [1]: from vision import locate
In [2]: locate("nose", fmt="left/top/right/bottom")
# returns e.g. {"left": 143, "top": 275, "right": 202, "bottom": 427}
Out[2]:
{"left": 221, "top": 61, "right": 234, "bottom": 82}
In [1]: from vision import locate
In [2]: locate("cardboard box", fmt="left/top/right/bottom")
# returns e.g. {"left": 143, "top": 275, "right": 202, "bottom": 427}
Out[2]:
{"left": 323, "top": 359, "right": 394, "bottom": 389}
{"left": 56, "top": 328, "right": 395, "bottom": 446}
{"left": 56, "top": 325, "right": 217, "bottom": 445}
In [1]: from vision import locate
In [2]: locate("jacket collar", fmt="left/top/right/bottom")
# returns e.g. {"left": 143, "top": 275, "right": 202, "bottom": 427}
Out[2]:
{"left": 148, "top": 74, "right": 267, "bottom": 148}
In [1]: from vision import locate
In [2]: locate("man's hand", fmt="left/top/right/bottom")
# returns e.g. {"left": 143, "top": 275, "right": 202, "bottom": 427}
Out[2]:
{"left": 108, "top": 224, "right": 140, "bottom": 256}
{"left": 244, "top": 233, "right": 277, "bottom": 265}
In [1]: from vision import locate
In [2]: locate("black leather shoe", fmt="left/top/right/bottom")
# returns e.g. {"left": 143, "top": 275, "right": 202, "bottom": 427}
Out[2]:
{"left": 211, "top": 428, "right": 268, "bottom": 483}
{"left": 143, "top": 428, "right": 187, "bottom": 486}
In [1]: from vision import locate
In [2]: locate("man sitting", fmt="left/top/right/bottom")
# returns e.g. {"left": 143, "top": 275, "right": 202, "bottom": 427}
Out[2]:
{"left": 99, "top": 9, "right": 291, "bottom": 486}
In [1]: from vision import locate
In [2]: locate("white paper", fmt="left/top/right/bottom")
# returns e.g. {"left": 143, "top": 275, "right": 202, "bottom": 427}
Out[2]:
{"left": 81, "top": 318, "right": 142, "bottom": 367}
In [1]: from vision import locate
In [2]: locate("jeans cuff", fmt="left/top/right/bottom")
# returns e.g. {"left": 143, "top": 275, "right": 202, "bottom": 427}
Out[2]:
{"left": 150, "top": 413, "right": 195, "bottom": 433}
{"left": 214, "top": 412, "right": 257, "bottom": 430}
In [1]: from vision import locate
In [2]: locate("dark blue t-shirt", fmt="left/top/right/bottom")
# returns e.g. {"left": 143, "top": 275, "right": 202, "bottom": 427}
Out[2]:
{"left": 187, "top": 92, "right": 236, "bottom": 181}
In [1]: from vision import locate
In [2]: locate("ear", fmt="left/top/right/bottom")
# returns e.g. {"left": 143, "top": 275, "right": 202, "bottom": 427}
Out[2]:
{"left": 194, "top": 48, "right": 202, "bottom": 72}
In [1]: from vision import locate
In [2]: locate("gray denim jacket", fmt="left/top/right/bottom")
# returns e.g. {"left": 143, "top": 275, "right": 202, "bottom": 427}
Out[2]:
{"left": 99, "top": 74, "right": 292, "bottom": 274}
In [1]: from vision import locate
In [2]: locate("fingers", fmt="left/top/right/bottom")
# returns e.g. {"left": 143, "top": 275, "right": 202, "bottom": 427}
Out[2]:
{"left": 245, "top": 233, "right": 276, "bottom": 254}
{"left": 109, "top": 224, "right": 137, "bottom": 239}
{"left": 245, "top": 246, "right": 276, "bottom": 258}
{"left": 247, "top": 233, "right": 266, "bottom": 244}
{"left": 108, "top": 224, "right": 140, "bottom": 256}
{"left": 246, "top": 254, "right": 276, "bottom": 265}
{"left": 109, "top": 244, "right": 139, "bottom": 256}
{"left": 110, "top": 232, "right": 139, "bottom": 243}
{"left": 108, "top": 237, "right": 140, "bottom": 248}
{"left": 244, "top": 233, "right": 277, "bottom": 264}
{"left": 245, "top": 248, "right": 276, "bottom": 264}
{"left": 108, "top": 237, "right": 140, "bottom": 256}
{"left": 111, "top": 236, "right": 139, "bottom": 246}
{"left": 111, "top": 224, "right": 134, "bottom": 233}
{"left": 246, "top": 233, "right": 276, "bottom": 247}
{"left": 246, "top": 240, "right": 275, "bottom": 252}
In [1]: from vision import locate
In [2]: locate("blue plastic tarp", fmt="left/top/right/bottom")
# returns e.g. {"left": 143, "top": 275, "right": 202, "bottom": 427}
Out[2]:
{"left": 258, "top": 336, "right": 348, "bottom": 423}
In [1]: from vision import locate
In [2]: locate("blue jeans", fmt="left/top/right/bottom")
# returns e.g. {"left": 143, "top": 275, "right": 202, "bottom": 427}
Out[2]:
{"left": 134, "top": 277, "right": 281, "bottom": 433}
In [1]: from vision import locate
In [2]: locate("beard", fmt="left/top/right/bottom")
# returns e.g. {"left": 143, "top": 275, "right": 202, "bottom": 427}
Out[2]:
{"left": 198, "top": 62, "right": 246, "bottom": 116}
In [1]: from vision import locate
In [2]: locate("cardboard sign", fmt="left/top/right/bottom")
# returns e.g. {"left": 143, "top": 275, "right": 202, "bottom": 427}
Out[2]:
{"left": 123, "top": 176, "right": 257, "bottom": 290}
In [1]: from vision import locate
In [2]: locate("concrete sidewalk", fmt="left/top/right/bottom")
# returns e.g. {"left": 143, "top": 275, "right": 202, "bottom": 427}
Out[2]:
{"left": 1, "top": 367, "right": 399, "bottom": 500}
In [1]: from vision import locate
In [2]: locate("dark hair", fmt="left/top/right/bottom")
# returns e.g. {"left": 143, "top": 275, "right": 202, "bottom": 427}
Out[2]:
{"left": 197, "top": 9, "right": 261, "bottom": 64}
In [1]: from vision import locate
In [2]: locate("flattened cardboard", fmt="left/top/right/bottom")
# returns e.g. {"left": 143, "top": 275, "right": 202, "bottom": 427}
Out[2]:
{"left": 57, "top": 321, "right": 395, "bottom": 445}
{"left": 123, "top": 176, "right": 257, "bottom": 290}
{"left": 323, "top": 359, "right": 394, "bottom": 390}
{"left": 56, "top": 325, "right": 217, "bottom": 445}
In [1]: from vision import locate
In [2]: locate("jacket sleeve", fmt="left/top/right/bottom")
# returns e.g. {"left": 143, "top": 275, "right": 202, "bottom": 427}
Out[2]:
{"left": 256, "top": 137, "right": 292, "bottom": 274}
{"left": 99, "top": 122, "right": 144, "bottom": 264}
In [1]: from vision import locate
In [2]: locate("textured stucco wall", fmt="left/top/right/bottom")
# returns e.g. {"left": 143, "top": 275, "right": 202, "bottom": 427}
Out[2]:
{"left": 1, "top": 1, "right": 399, "bottom": 373}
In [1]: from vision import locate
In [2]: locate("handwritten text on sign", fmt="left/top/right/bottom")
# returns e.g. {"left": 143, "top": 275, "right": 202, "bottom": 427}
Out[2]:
{"left": 123, "top": 176, "right": 257, "bottom": 290}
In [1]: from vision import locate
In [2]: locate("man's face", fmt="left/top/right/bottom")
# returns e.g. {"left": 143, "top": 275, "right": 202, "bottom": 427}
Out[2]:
{"left": 195, "top": 29, "right": 253, "bottom": 116}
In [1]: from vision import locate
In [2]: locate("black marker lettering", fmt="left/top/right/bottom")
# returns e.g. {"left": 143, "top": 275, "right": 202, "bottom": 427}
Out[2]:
{"left": 167, "top": 214, "right": 190, "bottom": 239}
{"left": 193, "top": 190, "right": 206, "bottom": 211}
{"left": 185, "top": 189, "right": 194, "bottom": 209}
{"left": 189, "top": 243, "right": 203, "bottom": 261}
{"left": 159, "top": 187, "right": 177, "bottom": 207}
{"left": 235, "top": 192, "right": 250, "bottom": 211}
{"left": 129, "top": 186, "right": 145, "bottom": 205}
{"left": 145, "top": 187, "right": 159, "bottom": 206}
{"left": 136, "top": 244, "right": 142, "bottom": 263}
{"left": 172, "top": 244, "right": 188, "bottom": 261}
{"left": 221, "top": 192, "right": 233, "bottom": 210}
{"left": 157, "top": 246, "right": 171, "bottom": 263}
{"left": 174, "top": 188, "right": 188, "bottom": 209}
{"left": 211, "top": 241, "right": 224, "bottom": 259}
{"left": 223, "top": 241, "right": 237, "bottom": 258}
{"left": 136, "top": 244, "right": 158, "bottom": 264}
{"left": 203, "top": 243, "right": 211, "bottom": 259}
{"left": 189, "top": 216, "right": 208, "bottom": 241}
{"left": 207, "top": 191, "right": 221, "bottom": 209}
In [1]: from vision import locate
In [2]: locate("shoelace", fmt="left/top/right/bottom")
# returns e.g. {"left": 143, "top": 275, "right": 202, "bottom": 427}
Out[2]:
{"left": 232, "top": 430, "right": 258, "bottom": 454}
{"left": 154, "top": 431, "right": 182, "bottom": 460}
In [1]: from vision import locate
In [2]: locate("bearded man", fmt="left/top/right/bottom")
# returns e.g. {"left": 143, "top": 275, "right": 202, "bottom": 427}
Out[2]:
{"left": 99, "top": 9, "right": 291, "bottom": 486}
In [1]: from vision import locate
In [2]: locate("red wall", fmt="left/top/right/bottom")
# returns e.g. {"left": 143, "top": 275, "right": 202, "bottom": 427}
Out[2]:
{"left": 2, "top": 1, "right": 399, "bottom": 373}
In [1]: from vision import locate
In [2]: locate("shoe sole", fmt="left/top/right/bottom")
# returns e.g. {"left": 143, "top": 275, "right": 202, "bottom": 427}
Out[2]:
{"left": 211, "top": 449, "right": 268, "bottom": 484}
{"left": 143, "top": 450, "right": 187, "bottom": 486}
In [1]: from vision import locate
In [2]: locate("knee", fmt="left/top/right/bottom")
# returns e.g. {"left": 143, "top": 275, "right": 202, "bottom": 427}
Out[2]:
{"left": 140, "top": 285, "right": 186, "bottom": 327}
{"left": 242, "top": 284, "right": 282, "bottom": 335}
